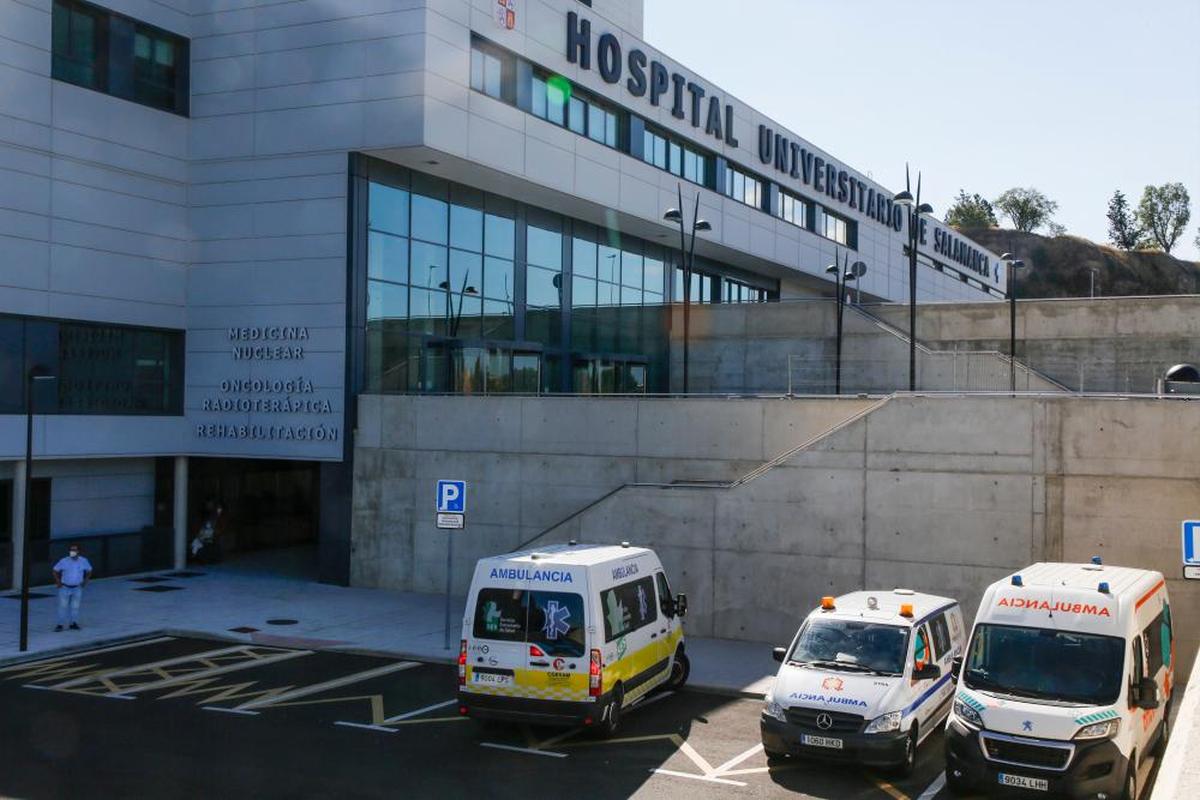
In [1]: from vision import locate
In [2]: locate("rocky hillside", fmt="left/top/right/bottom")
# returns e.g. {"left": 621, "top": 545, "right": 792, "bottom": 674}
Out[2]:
{"left": 959, "top": 228, "right": 1200, "bottom": 298}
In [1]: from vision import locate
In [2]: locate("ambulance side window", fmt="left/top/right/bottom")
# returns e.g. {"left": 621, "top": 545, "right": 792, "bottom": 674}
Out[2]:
{"left": 1129, "top": 639, "right": 1144, "bottom": 706}
{"left": 1143, "top": 610, "right": 1167, "bottom": 675}
{"left": 1161, "top": 603, "right": 1173, "bottom": 668}
{"left": 655, "top": 572, "right": 674, "bottom": 619}
{"left": 601, "top": 576, "right": 658, "bottom": 642}
{"left": 913, "top": 625, "right": 931, "bottom": 671}
{"left": 930, "top": 613, "right": 952, "bottom": 659}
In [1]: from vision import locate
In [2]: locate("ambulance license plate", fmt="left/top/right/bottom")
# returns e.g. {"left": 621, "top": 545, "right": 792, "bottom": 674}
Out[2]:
{"left": 801, "top": 734, "right": 843, "bottom": 749}
{"left": 998, "top": 773, "right": 1048, "bottom": 791}
{"left": 472, "top": 672, "right": 513, "bottom": 687}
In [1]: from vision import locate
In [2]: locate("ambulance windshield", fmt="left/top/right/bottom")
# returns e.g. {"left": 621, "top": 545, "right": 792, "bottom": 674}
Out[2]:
{"left": 964, "top": 624, "right": 1124, "bottom": 705}
{"left": 787, "top": 619, "right": 908, "bottom": 676}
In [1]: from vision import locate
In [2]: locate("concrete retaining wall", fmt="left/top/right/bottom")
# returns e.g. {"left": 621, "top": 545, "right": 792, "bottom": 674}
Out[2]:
{"left": 353, "top": 393, "right": 1200, "bottom": 675}
{"left": 350, "top": 394, "right": 876, "bottom": 593}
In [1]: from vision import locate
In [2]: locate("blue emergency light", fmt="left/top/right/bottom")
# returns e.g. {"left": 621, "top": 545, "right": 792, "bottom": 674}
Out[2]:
{"left": 1098, "top": 582, "right": 1110, "bottom": 594}
{"left": 1011, "top": 575, "right": 1024, "bottom": 587}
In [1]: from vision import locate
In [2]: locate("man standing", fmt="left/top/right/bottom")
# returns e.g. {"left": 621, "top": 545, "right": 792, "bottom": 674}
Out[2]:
{"left": 53, "top": 544, "right": 92, "bottom": 632}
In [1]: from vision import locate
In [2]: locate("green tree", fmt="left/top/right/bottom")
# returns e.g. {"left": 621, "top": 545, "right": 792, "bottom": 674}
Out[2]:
{"left": 944, "top": 190, "right": 998, "bottom": 229}
{"left": 1136, "top": 183, "right": 1191, "bottom": 254}
{"left": 994, "top": 187, "right": 1059, "bottom": 233}
{"left": 1045, "top": 221, "right": 1067, "bottom": 237}
{"left": 1106, "top": 190, "right": 1142, "bottom": 250}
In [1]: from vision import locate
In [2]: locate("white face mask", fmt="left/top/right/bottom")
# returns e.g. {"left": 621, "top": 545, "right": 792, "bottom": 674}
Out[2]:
{"left": 69, "top": 551, "right": 79, "bottom": 559}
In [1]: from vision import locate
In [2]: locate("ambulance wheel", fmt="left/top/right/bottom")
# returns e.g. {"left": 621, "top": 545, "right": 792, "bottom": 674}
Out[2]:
{"left": 667, "top": 649, "right": 690, "bottom": 689}
{"left": 597, "top": 685, "right": 624, "bottom": 738}
{"left": 893, "top": 727, "right": 917, "bottom": 777}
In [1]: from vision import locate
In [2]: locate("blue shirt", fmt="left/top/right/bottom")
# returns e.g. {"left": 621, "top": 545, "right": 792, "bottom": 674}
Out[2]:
{"left": 53, "top": 556, "right": 93, "bottom": 586}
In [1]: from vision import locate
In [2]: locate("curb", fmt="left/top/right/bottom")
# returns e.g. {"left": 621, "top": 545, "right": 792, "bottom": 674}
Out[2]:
{"left": 1150, "top": 645, "right": 1200, "bottom": 800}
{"left": 0, "top": 630, "right": 174, "bottom": 670}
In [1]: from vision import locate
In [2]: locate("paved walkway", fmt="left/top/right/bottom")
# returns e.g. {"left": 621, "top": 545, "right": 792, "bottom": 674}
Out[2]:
{"left": 0, "top": 555, "right": 778, "bottom": 697}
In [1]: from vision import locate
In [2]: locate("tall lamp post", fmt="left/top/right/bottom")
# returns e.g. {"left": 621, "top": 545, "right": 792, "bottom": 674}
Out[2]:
{"left": 825, "top": 253, "right": 869, "bottom": 394}
{"left": 664, "top": 184, "right": 711, "bottom": 394}
{"left": 893, "top": 167, "right": 934, "bottom": 392}
{"left": 19, "top": 365, "right": 55, "bottom": 652}
{"left": 1001, "top": 253, "right": 1027, "bottom": 393}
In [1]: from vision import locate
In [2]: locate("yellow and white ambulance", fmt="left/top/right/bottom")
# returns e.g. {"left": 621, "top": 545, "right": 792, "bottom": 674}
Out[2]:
{"left": 945, "top": 559, "right": 1174, "bottom": 799}
{"left": 457, "top": 542, "right": 688, "bottom": 734}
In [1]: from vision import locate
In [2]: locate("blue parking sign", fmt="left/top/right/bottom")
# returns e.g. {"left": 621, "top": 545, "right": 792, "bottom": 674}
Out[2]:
{"left": 1184, "top": 520, "right": 1200, "bottom": 564}
{"left": 437, "top": 480, "right": 466, "bottom": 514}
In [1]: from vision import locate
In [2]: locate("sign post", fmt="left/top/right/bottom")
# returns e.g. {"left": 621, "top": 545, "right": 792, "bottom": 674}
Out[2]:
{"left": 437, "top": 480, "right": 466, "bottom": 649}
{"left": 1183, "top": 520, "right": 1200, "bottom": 580}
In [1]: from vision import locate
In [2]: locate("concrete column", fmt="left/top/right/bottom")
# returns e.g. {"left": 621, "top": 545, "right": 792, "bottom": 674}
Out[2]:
{"left": 10, "top": 459, "right": 26, "bottom": 591}
{"left": 172, "top": 456, "right": 188, "bottom": 570}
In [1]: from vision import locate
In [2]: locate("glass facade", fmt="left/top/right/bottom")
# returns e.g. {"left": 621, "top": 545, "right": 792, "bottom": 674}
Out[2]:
{"left": 0, "top": 315, "right": 184, "bottom": 415}
{"left": 642, "top": 127, "right": 710, "bottom": 188}
{"left": 51, "top": 0, "right": 189, "bottom": 115}
{"left": 362, "top": 164, "right": 777, "bottom": 395}
{"left": 724, "top": 164, "right": 764, "bottom": 210}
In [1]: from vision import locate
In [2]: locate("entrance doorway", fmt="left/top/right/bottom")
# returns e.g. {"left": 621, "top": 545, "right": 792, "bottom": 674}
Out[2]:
{"left": 187, "top": 459, "right": 320, "bottom": 578}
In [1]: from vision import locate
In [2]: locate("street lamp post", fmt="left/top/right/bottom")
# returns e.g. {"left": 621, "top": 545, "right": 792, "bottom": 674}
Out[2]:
{"left": 893, "top": 167, "right": 934, "bottom": 392}
{"left": 1089, "top": 268, "right": 1097, "bottom": 299}
{"left": 1001, "top": 253, "right": 1028, "bottom": 393}
{"left": 19, "top": 365, "right": 54, "bottom": 653}
{"left": 825, "top": 253, "right": 869, "bottom": 395}
{"left": 664, "top": 184, "right": 711, "bottom": 394}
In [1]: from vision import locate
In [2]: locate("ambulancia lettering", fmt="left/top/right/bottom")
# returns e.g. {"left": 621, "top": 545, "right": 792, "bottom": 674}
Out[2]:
{"left": 488, "top": 567, "right": 574, "bottom": 583}
{"left": 789, "top": 692, "right": 869, "bottom": 708}
{"left": 612, "top": 563, "right": 639, "bottom": 580}
{"left": 997, "top": 596, "right": 1111, "bottom": 617}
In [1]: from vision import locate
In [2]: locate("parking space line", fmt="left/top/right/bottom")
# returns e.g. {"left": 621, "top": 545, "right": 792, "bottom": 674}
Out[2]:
{"left": 480, "top": 742, "right": 567, "bottom": 758}
{"left": 104, "top": 650, "right": 311, "bottom": 696}
{"left": 334, "top": 721, "right": 397, "bottom": 733}
{"left": 47, "top": 645, "right": 272, "bottom": 691}
{"left": 712, "top": 742, "right": 763, "bottom": 774}
{"left": 233, "top": 661, "right": 418, "bottom": 712}
{"left": 632, "top": 690, "right": 674, "bottom": 710}
{"left": 650, "top": 768, "right": 747, "bottom": 787}
{"left": 380, "top": 699, "right": 457, "bottom": 724}
{"left": 917, "top": 772, "right": 946, "bottom": 800}
{"left": 0, "top": 636, "right": 176, "bottom": 674}
{"left": 202, "top": 707, "right": 260, "bottom": 716}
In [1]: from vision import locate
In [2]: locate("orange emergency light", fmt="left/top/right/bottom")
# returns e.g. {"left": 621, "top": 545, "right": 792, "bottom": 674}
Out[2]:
{"left": 821, "top": 596, "right": 836, "bottom": 610}
{"left": 899, "top": 603, "right": 914, "bottom": 618}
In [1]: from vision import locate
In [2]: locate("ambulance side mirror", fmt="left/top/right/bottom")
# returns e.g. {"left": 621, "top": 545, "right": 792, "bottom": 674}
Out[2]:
{"left": 675, "top": 593, "right": 688, "bottom": 618}
{"left": 1135, "top": 677, "right": 1160, "bottom": 710}
{"left": 951, "top": 657, "right": 963, "bottom": 680}
{"left": 773, "top": 647, "right": 787, "bottom": 663}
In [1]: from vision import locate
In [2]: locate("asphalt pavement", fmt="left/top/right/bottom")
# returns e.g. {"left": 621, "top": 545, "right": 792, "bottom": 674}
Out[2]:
{"left": 0, "top": 635, "right": 955, "bottom": 800}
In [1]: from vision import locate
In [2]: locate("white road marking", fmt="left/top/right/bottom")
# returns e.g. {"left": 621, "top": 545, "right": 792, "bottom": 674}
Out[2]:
{"left": 650, "top": 768, "right": 747, "bottom": 787}
{"left": 334, "top": 721, "right": 397, "bottom": 733}
{"left": 234, "top": 661, "right": 418, "bottom": 711}
{"left": 480, "top": 742, "right": 567, "bottom": 758}
{"left": 381, "top": 699, "right": 457, "bottom": 724}
{"left": 202, "top": 706, "right": 260, "bottom": 716}
{"left": 712, "top": 742, "right": 764, "bottom": 774}
{"left": 917, "top": 772, "right": 946, "bottom": 800}
{"left": 0, "top": 636, "right": 176, "bottom": 673}
{"left": 631, "top": 690, "right": 674, "bottom": 710}
{"left": 48, "top": 645, "right": 270, "bottom": 690}
{"left": 108, "top": 649, "right": 311, "bottom": 696}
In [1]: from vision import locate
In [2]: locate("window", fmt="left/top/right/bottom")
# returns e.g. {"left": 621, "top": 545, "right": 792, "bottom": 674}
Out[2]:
{"left": 674, "top": 268, "right": 715, "bottom": 303}
{"left": 470, "top": 37, "right": 514, "bottom": 103}
{"left": 930, "top": 613, "right": 952, "bottom": 659}
{"left": 52, "top": 0, "right": 188, "bottom": 115}
{"left": 1143, "top": 609, "right": 1170, "bottom": 676}
{"left": 817, "top": 206, "right": 857, "bottom": 247}
{"left": 473, "top": 588, "right": 527, "bottom": 642}
{"left": 655, "top": 572, "right": 674, "bottom": 618}
{"left": 724, "top": 165, "right": 763, "bottom": 209}
{"left": 601, "top": 576, "right": 659, "bottom": 642}
{"left": 529, "top": 71, "right": 620, "bottom": 148}
{"left": 913, "top": 625, "right": 932, "bottom": 672}
{"left": 472, "top": 588, "right": 585, "bottom": 657}
{"left": 777, "top": 190, "right": 809, "bottom": 229}
{"left": 641, "top": 126, "right": 709, "bottom": 187}
{"left": 965, "top": 624, "right": 1124, "bottom": 706}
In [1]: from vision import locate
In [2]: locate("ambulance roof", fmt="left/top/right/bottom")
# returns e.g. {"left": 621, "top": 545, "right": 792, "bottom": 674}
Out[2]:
{"left": 814, "top": 590, "right": 956, "bottom": 626}
{"left": 978, "top": 562, "right": 1166, "bottom": 632}
{"left": 482, "top": 542, "right": 653, "bottom": 568}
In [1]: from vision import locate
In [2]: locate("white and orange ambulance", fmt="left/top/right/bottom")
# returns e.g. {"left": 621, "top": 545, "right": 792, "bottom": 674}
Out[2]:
{"left": 945, "top": 559, "right": 1174, "bottom": 799}
{"left": 457, "top": 542, "right": 688, "bottom": 735}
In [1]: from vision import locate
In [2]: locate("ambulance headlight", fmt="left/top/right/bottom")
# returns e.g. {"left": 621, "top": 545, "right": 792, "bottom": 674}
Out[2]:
{"left": 864, "top": 711, "right": 903, "bottom": 734}
{"left": 763, "top": 696, "right": 787, "bottom": 722}
{"left": 1074, "top": 718, "right": 1120, "bottom": 741}
{"left": 952, "top": 697, "right": 983, "bottom": 730}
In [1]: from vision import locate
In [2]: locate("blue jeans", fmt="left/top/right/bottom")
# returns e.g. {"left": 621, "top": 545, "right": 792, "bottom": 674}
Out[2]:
{"left": 57, "top": 586, "right": 83, "bottom": 626}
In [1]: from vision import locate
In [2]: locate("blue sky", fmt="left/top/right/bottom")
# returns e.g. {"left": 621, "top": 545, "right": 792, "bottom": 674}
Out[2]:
{"left": 644, "top": 0, "right": 1200, "bottom": 261}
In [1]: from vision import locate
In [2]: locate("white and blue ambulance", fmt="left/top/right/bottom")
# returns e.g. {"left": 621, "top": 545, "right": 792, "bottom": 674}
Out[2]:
{"left": 945, "top": 560, "right": 1173, "bottom": 799}
{"left": 761, "top": 589, "right": 965, "bottom": 775}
